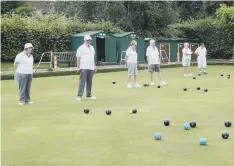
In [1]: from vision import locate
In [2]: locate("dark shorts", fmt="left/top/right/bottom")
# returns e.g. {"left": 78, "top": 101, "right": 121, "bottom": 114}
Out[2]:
{"left": 148, "top": 64, "right": 160, "bottom": 73}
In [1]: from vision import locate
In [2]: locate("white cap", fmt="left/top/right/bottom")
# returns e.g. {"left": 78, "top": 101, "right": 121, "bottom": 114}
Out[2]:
{"left": 84, "top": 35, "right": 92, "bottom": 41}
{"left": 24, "top": 43, "right": 33, "bottom": 49}
{"left": 150, "top": 39, "right": 156, "bottom": 43}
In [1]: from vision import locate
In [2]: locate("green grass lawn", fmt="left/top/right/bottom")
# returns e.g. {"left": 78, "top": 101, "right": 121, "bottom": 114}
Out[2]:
{"left": 2, "top": 66, "right": 234, "bottom": 166}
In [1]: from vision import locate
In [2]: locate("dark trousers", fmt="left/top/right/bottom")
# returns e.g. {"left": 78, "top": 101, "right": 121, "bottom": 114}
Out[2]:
{"left": 17, "top": 73, "right": 33, "bottom": 103}
{"left": 77, "top": 69, "right": 94, "bottom": 97}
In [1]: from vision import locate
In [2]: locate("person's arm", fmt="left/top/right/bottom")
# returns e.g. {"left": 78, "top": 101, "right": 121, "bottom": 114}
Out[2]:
{"left": 146, "top": 48, "right": 150, "bottom": 65}
{"left": 76, "top": 47, "right": 81, "bottom": 71}
{"left": 14, "top": 53, "right": 22, "bottom": 68}
{"left": 194, "top": 48, "right": 199, "bottom": 55}
{"left": 93, "top": 47, "right": 97, "bottom": 72}
{"left": 125, "top": 49, "right": 129, "bottom": 66}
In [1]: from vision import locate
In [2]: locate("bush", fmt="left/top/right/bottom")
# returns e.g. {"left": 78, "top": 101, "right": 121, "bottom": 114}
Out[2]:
{"left": 169, "top": 5, "right": 234, "bottom": 59}
{"left": 1, "top": 12, "right": 122, "bottom": 62}
{"left": 15, "top": 5, "right": 36, "bottom": 17}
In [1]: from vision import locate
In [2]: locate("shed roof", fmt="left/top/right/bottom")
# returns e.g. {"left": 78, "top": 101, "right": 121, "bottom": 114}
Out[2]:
{"left": 71, "top": 31, "right": 103, "bottom": 37}
{"left": 113, "top": 32, "right": 135, "bottom": 37}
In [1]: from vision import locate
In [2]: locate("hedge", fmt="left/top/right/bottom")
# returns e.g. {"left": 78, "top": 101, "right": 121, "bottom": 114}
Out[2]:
{"left": 169, "top": 5, "right": 234, "bottom": 59}
{"left": 1, "top": 12, "right": 122, "bottom": 62}
{"left": 2, "top": 62, "right": 233, "bottom": 81}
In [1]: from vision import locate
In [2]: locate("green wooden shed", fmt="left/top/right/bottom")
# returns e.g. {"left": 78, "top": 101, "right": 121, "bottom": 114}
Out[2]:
{"left": 144, "top": 38, "right": 200, "bottom": 63}
{"left": 70, "top": 31, "right": 117, "bottom": 63}
{"left": 113, "top": 32, "right": 145, "bottom": 63}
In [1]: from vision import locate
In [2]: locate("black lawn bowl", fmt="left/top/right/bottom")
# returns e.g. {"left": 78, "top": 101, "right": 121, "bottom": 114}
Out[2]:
{"left": 112, "top": 81, "right": 116, "bottom": 84}
{"left": 197, "top": 87, "right": 200, "bottom": 90}
{"left": 227, "top": 74, "right": 231, "bottom": 77}
{"left": 198, "top": 73, "right": 201, "bottom": 76}
{"left": 47, "top": 68, "right": 53, "bottom": 71}
{"left": 189, "top": 121, "right": 197, "bottom": 128}
{"left": 222, "top": 132, "right": 229, "bottom": 139}
{"left": 227, "top": 76, "right": 230, "bottom": 79}
{"left": 132, "top": 109, "right": 137, "bottom": 114}
{"left": 204, "top": 89, "right": 208, "bottom": 92}
{"left": 157, "top": 85, "right": 161, "bottom": 88}
{"left": 164, "top": 120, "right": 170, "bottom": 126}
{"left": 84, "top": 108, "right": 90, "bottom": 114}
{"left": 183, "top": 88, "right": 187, "bottom": 91}
{"left": 106, "top": 110, "right": 112, "bottom": 115}
{"left": 193, "top": 77, "right": 196, "bottom": 80}
{"left": 224, "top": 120, "right": 232, "bottom": 127}
{"left": 220, "top": 74, "right": 224, "bottom": 77}
{"left": 143, "top": 84, "right": 149, "bottom": 87}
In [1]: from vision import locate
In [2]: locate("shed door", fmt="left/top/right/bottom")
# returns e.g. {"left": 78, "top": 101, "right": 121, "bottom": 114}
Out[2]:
{"left": 178, "top": 43, "right": 184, "bottom": 62}
{"left": 160, "top": 43, "right": 170, "bottom": 63}
{"left": 105, "top": 36, "right": 117, "bottom": 63}
{"left": 190, "top": 43, "right": 199, "bottom": 61}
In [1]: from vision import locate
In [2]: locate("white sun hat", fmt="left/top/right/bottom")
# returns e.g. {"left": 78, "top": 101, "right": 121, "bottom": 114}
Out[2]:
{"left": 84, "top": 35, "right": 92, "bottom": 41}
{"left": 150, "top": 39, "right": 156, "bottom": 43}
{"left": 24, "top": 43, "right": 33, "bottom": 49}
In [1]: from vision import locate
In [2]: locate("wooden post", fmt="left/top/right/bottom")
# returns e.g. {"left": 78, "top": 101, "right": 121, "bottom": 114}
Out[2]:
{"left": 54, "top": 54, "right": 58, "bottom": 71}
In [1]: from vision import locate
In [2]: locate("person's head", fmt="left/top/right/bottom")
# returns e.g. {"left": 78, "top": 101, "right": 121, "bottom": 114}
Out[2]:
{"left": 150, "top": 39, "right": 156, "bottom": 47}
{"left": 24, "top": 43, "right": 33, "bottom": 54}
{"left": 130, "top": 40, "right": 137, "bottom": 49}
{"left": 84, "top": 35, "right": 92, "bottom": 46}
{"left": 184, "top": 42, "right": 189, "bottom": 48}
{"left": 200, "top": 43, "right": 205, "bottom": 48}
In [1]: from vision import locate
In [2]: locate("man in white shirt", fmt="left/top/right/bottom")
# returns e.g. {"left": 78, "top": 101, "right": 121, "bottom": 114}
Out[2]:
{"left": 182, "top": 42, "right": 193, "bottom": 76}
{"left": 14, "top": 43, "right": 34, "bottom": 105}
{"left": 125, "top": 40, "right": 141, "bottom": 88}
{"left": 195, "top": 43, "right": 208, "bottom": 74}
{"left": 146, "top": 39, "right": 167, "bottom": 86}
{"left": 76, "top": 35, "right": 96, "bottom": 101}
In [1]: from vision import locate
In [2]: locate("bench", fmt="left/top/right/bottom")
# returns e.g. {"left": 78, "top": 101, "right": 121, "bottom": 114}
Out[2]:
{"left": 54, "top": 52, "right": 77, "bottom": 67}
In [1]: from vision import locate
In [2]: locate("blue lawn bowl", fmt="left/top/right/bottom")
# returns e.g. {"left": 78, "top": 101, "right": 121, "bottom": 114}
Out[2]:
{"left": 154, "top": 132, "right": 162, "bottom": 140}
{"left": 184, "top": 123, "right": 190, "bottom": 130}
{"left": 199, "top": 138, "right": 207, "bottom": 145}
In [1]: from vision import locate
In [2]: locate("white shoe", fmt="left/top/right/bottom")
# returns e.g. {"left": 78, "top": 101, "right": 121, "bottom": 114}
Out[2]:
{"left": 188, "top": 74, "right": 193, "bottom": 76}
{"left": 134, "top": 83, "right": 141, "bottom": 88}
{"left": 26, "top": 101, "right": 33, "bottom": 104}
{"left": 19, "top": 102, "right": 25, "bottom": 106}
{"left": 127, "top": 83, "right": 132, "bottom": 88}
{"left": 160, "top": 81, "right": 168, "bottom": 86}
{"left": 86, "top": 96, "right": 96, "bottom": 100}
{"left": 76, "top": 97, "right": 82, "bottom": 101}
{"left": 184, "top": 74, "right": 188, "bottom": 76}
{"left": 150, "top": 82, "right": 155, "bottom": 86}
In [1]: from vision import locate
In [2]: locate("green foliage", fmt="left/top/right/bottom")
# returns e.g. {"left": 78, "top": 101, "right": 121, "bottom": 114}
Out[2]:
{"left": 15, "top": 5, "right": 37, "bottom": 17}
{"left": 169, "top": 16, "right": 233, "bottom": 59}
{"left": 216, "top": 4, "right": 234, "bottom": 25}
{"left": 52, "top": 1, "right": 179, "bottom": 37}
{"left": 1, "top": 1, "right": 25, "bottom": 14}
{"left": 1, "top": 12, "right": 121, "bottom": 61}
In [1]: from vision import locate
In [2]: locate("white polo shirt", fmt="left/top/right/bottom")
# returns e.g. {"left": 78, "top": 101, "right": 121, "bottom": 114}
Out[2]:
{"left": 126, "top": 47, "right": 138, "bottom": 63}
{"left": 76, "top": 44, "right": 95, "bottom": 70}
{"left": 182, "top": 48, "right": 192, "bottom": 60}
{"left": 14, "top": 51, "right": 34, "bottom": 74}
{"left": 146, "top": 46, "right": 160, "bottom": 64}
{"left": 195, "top": 47, "right": 207, "bottom": 60}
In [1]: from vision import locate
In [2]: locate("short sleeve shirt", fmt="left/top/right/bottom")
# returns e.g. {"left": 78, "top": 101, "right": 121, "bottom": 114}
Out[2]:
{"left": 182, "top": 48, "right": 192, "bottom": 60}
{"left": 195, "top": 47, "right": 207, "bottom": 60}
{"left": 126, "top": 47, "right": 138, "bottom": 63}
{"left": 76, "top": 44, "right": 95, "bottom": 70}
{"left": 14, "top": 51, "right": 34, "bottom": 74}
{"left": 146, "top": 46, "right": 160, "bottom": 64}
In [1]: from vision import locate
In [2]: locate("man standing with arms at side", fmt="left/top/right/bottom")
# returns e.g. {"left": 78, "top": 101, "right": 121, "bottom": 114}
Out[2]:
{"left": 76, "top": 35, "right": 96, "bottom": 101}
{"left": 146, "top": 39, "right": 168, "bottom": 86}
